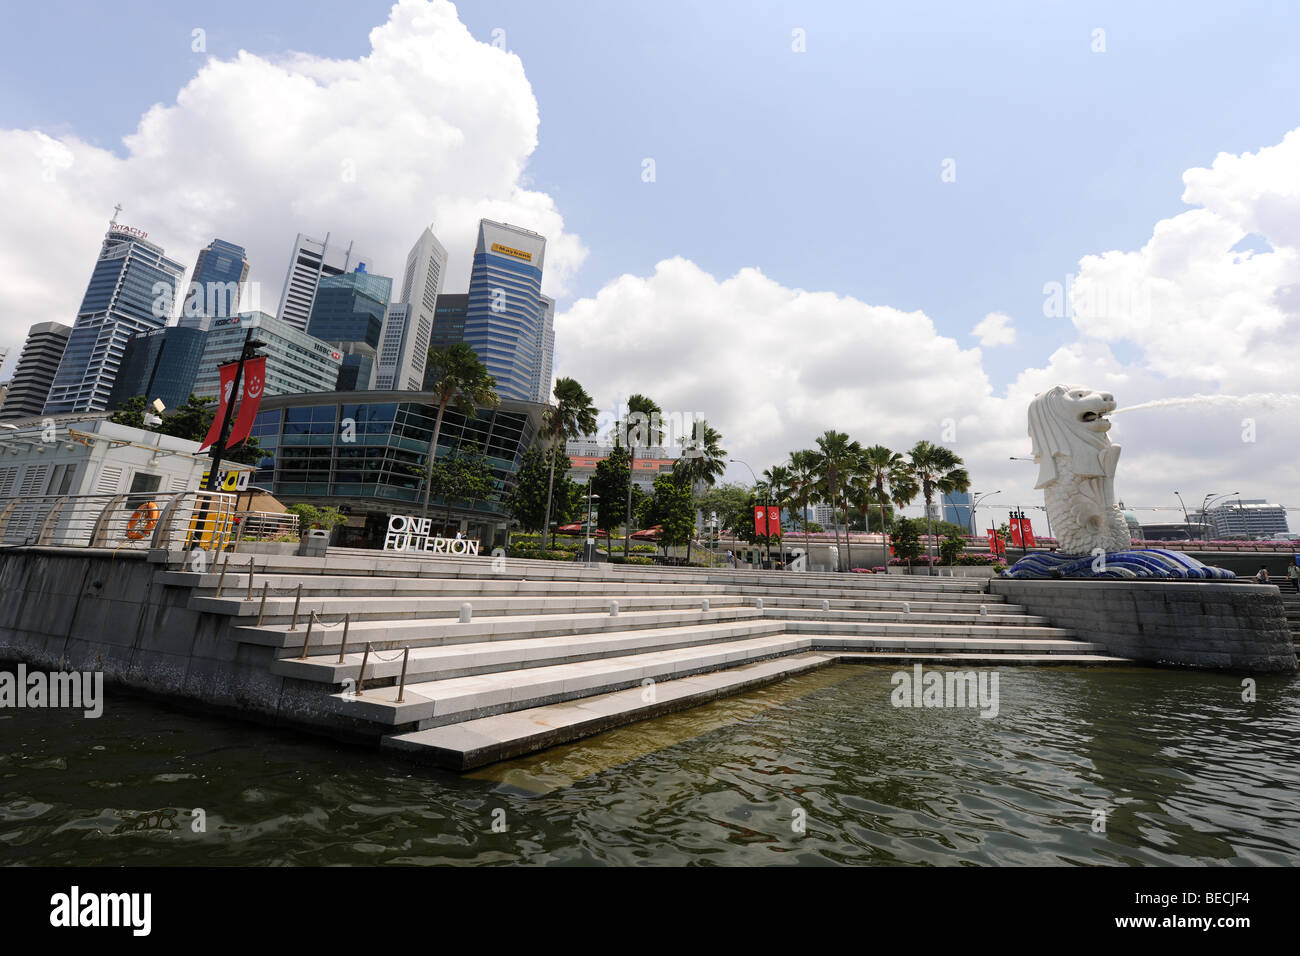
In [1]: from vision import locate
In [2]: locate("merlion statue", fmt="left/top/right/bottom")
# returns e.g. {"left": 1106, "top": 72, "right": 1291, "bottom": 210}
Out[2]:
{"left": 1028, "top": 385, "right": 1132, "bottom": 555}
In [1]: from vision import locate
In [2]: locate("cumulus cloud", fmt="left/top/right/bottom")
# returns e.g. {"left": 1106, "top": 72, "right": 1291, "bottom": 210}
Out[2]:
{"left": 0, "top": 0, "right": 586, "bottom": 359}
{"left": 559, "top": 127, "right": 1300, "bottom": 526}
{"left": 972, "top": 311, "right": 1016, "bottom": 347}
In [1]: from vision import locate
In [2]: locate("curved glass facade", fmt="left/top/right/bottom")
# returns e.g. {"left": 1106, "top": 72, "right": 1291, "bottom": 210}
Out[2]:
{"left": 251, "top": 391, "right": 541, "bottom": 531}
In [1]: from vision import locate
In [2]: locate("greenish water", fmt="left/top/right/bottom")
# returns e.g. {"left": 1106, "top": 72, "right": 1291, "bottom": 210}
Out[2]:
{"left": 2, "top": 664, "right": 1297, "bottom": 866}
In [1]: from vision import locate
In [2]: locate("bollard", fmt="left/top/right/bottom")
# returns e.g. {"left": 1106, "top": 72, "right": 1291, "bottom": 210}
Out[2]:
{"left": 459, "top": 602, "right": 472, "bottom": 623}
{"left": 288, "top": 583, "right": 303, "bottom": 631}
{"left": 215, "top": 554, "right": 229, "bottom": 597}
{"left": 256, "top": 582, "right": 269, "bottom": 626}
{"left": 903, "top": 602, "right": 911, "bottom": 614}
{"left": 396, "top": 647, "right": 410, "bottom": 703}
{"left": 822, "top": 599, "right": 830, "bottom": 612}
{"left": 701, "top": 599, "right": 709, "bottom": 612}
{"left": 609, "top": 600, "right": 619, "bottom": 617}
{"left": 246, "top": 558, "right": 256, "bottom": 600}
{"left": 299, "top": 616, "right": 314, "bottom": 659}
{"left": 356, "top": 643, "right": 370, "bottom": 697}
{"left": 980, "top": 604, "right": 988, "bottom": 617}
{"left": 755, "top": 597, "right": 763, "bottom": 611}
{"left": 337, "top": 614, "right": 350, "bottom": 663}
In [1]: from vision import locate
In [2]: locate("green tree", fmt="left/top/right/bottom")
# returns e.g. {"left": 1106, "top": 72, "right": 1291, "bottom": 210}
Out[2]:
{"left": 592, "top": 444, "right": 631, "bottom": 533}
{"left": 650, "top": 473, "right": 695, "bottom": 556}
{"left": 285, "top": 503, "right": 348, "bottom": 540}
{"left": 732, "top": 491, "right": 783, "bottom": 551}
{"left": 857, "top": 445, "right": 904, "bottom": 558}
{"left": 426, "top": 448, "right": 495, "bottom": 532}
{"left": 671, "top": 419, "right": 727, "bottom": 563}
{"left": 788, "top": 449, "right": 818, "bottom": 561}
{"left": 905, "top": 440, "right": 971, "bottom": 573}
{"left": 616, "top": 394, "right": 662, "bottom": 558}
{"left": 422, "top": 343, "right": 499, "bottom": 516}
{"left": 939, "top": 532, "right": 966, "bottom": 566}
{"left": 504, "top": 445, "right": 553, "bottom": 532}
{"left": 697, "top": 482, "right": 751, "bottom": 540}
{"left": 540, "top": 377, "right": 598, "bottom": 550}
{"left": 810, "top": 430, "right": 863, "bottom": 572}
{"left": 108, "top": 395, "right": 147, "bottom": 428}
{"left": 892, "top": 517, "right": 923, "bottom": 568}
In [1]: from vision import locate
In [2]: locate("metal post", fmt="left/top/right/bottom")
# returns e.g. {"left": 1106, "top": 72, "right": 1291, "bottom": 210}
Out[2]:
{"left": 245, "top": 558, "right": 256, "bottom": 600}
{"left": 299, "top": 616, "right": 314, "bottom": 659}
{"left": 338, "top": 614, "right": 350, "bottom": 663}
{"left": 396, "top": 647, "right": 410, "bottom": 703}
{"left": 356, "top": 643, "right": 370, "bottom": 696}
{"left": 256, "top": 582, "right": 269, "bottom": 626}
{"left": 288, "top": 583, "right": 303, "bottom": 631}
{"left": 215, "top": 554, "right": 229, "bottom": 597}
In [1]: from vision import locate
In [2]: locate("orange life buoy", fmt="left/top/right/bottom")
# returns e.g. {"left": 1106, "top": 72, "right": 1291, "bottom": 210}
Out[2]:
{"left": 126, "top": 501, "right": 160, "bottom": 540}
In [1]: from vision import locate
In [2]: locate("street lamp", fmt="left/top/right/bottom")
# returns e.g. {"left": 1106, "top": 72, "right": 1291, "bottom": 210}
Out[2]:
{"left": 971, "top": 490, "right": 1001, "bottom": 536}
{"left": 584, "top": 484, "right": 600, "bottom": 563}
{"left": 1204, "top": 491, "right": 1240, "bottom": 539}
{"left": 730, "top": 458, "right": 767, "bottom": 569}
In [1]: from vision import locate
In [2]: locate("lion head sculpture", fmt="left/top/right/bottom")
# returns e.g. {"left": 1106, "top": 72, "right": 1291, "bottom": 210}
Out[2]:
{"left": 1028, "top": 385, "right": 1118, "bottom": 489}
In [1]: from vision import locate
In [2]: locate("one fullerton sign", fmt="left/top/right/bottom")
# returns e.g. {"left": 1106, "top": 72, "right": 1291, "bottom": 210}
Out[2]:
{"left": 384, "top": 514, "right": 480, "bottom": 555}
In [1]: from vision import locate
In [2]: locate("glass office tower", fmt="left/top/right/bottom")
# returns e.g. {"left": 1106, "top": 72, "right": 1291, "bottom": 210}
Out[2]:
{"left": 462, "top": 220, "right": 546, "bottom": 402}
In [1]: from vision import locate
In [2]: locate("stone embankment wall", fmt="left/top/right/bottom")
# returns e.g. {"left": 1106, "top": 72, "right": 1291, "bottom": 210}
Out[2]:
{"left": 988, "top": 579, "right": 1296, "bottom": 672}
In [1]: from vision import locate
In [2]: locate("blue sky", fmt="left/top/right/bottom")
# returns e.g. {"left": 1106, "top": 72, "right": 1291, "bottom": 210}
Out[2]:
{"left": 3, "top": 0, "right": 1299, "bottom": 518}
{"left": 5, "top": 0, "right": 1298, "bottom": 389}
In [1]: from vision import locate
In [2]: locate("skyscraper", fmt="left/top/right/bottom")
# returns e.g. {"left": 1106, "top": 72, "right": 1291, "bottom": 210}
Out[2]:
{"left": 185, "top": 238, "right": 250, "bottom": 323}
{"left": 463, "top": 220, "right": 547, "bottom": 402}
{"left": 106, "top": 325, "right": 208, "bottom": 412}
{"left": 532, "top": 294, "right": 556, "bottom": 403}
{"left": 44, "top": 218, "right": 185, "bottom": 415}
{"left": 277, "top": 233, "right": 370, "bottom": 331}
{"left": 192, "top": 312, "right": 342, "bottom": 400}
{"left": 0, "top": 322, "right": 73, "bottom": 421}
{"left": 375, "top": 227, "right": 448, "bottom": 391}
{"left": 306, "top": 267, "right": 392, "bottom": 392}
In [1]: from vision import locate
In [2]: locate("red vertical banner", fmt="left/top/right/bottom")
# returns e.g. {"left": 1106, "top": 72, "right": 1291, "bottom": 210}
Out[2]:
{"left": 226, "top": 357, "right": 267, "bottom": 448}
{"left": 199, "top": 362, "right": 240, "bottom": 450}
{"left": 1009, "top": 517, "right": 1024, "bottom": 548}
{"left": 1021, "top": 518, "right": 1036, "bottom": 548}
{"left": 987, "top": 529, "right": 999, "bottom": 554}
{"left": 753, "top": 505, "right": 768, "bottom": 536}
{"left": 766, "top": 507, "right": 781, "bottom": 537}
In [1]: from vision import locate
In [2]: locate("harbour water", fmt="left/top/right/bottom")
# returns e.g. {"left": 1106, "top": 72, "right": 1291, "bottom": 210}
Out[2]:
{"left": 2, "top": 664, "right": 1297, "bottom": 866}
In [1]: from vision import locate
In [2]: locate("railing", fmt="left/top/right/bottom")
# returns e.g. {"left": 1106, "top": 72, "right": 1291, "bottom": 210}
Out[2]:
{"left": 0, "top": 491, "right": 238, "bottom": 551}
{"left": 234, "top": 510, "right": 299, "bottom": 542}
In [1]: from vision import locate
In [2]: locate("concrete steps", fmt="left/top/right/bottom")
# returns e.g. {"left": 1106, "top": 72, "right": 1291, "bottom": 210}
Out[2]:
{"left": 326, "top": 633, "right": 815, "bottom": 728}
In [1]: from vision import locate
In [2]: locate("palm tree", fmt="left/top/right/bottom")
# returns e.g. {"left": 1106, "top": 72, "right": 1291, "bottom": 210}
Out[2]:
{"left": 810, "top": 430, "right": 862, "bottom": 572}
{"left": 540, "top": 377, "right": 598, "bottom": 551}
{"left": 672, "top": 420, "right": 727, "bottom": 563}
{"left": 858, "top": 445, "right": 905, "bottom": 565}
{"left": 906, "top": 440, "right": 971, "bottom": 574}
{"left": 422, "top": 343, "right": 499, "bottom": 519}
{"left": 619, "top": 394, "right": 661, "bottom": 558}
{"left": 762, "top": 464, "right": 795, "bottom": 567}
{"left": 788, "top": 449, "right": 818, "bottom": 563}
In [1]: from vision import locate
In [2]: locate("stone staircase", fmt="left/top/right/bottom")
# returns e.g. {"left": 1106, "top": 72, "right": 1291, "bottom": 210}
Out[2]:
{"left": 153, "top": 548, "right": 1125, "bottom": 768}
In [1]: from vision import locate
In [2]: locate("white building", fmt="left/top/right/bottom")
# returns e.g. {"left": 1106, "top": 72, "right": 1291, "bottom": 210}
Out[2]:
{"left": 1208, "top": 499, "right": 1290, "bottom": 539}
{"left": 374, "top": 227, "right": 447, "bottom": 390}
{"left": 532, "top": 295, "right": 555, "bottom": 403}
{"left": 277, "top": 233, "right": 371, "bottom": 332}
{"left": 813, "top": 502, "right": 837, "bottom": 527}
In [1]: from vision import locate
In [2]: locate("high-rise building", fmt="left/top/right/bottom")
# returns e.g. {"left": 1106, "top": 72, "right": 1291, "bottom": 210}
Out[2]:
{"left": 942, "top": 491, "right": 972, "bottom": 529}
{"left": 0, "top": 322, "right": 72, "bottom": 421}
{"left": 375, "top": 228, "right": 447, "bottom": 391}
{"left": 532, "top": 295, "right": 555, "bottom": 403}
{"left": 186, "top": 238, "right": 250, "bottom": 323}
{"left": 463, "top": 220, "right": 547, "bottom": 402}
{"left": 306, "top": 267, "right": 391, "bottom": 392}
{"left": 1208, "top": 500, "right": 1290, "bottom": 538}
{"left": 192, "top": 312, "right": 343, "bottom": 400}
{"left": 44, "top": 219, "right": 186, "bottom": 414}
{"left": 0, "top": 345, "right": 8, "bottom": 373}
{"left": 276, "top": 233, "right": 370, "bottom": 331}
{"left": 106, "top": 325, "right": 209, "bottom": 412}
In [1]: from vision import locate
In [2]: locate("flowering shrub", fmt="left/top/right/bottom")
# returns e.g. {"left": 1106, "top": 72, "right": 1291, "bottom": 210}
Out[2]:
{"left": 888, "top": 555, "right": 941, "bottom": 566}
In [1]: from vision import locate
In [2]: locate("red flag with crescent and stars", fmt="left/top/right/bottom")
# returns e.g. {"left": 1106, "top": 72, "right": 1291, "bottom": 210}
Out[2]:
{"left": 225, "top": 357, "right": 267, "bottom": 448}
{"left": 1020, "top": 518, "right": 1036, "bottom": 548}
{"left": 199, "top": 362, "right": 240, "bottom": 450}
{"left": 766, "top": 506, "right": 781, "bottom": 537}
